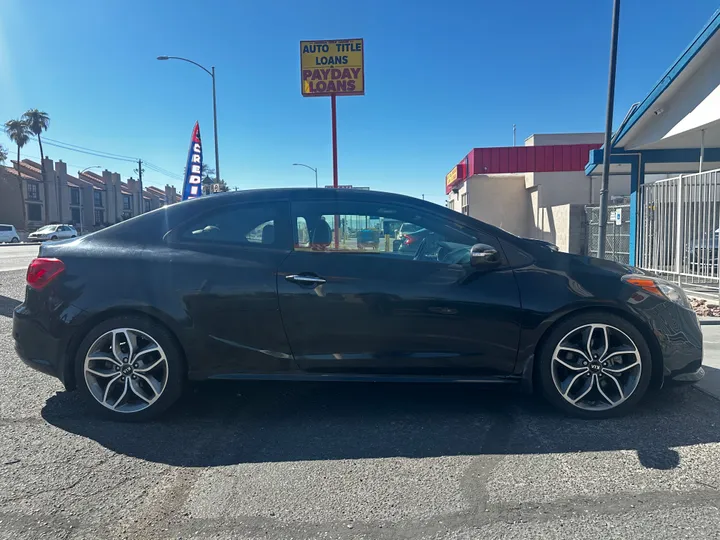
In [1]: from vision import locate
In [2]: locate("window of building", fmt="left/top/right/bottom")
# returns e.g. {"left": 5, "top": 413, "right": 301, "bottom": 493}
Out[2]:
{"left": 448, "top": 200, "right": 454, "bottom": 211}
{"left": 27, "top": 203, "right": 42, "bottom": 221}
{"left": 144, "top": 199, "right": 151, "bottom": 212}
{"left": 70, "top": 187, "right": 80, "bottom": 206}
{"left": 94, "top": 209, "right": 104, "bottom": 226}
{"left": 178, "top": 203, "right": 281, "bottom": 247}
{"left": 93, "top": 190, "right": 103, "bottom": 208}
{"left": 123, "top": 194, "right": 133, "bottom": 211}
{"left": 292, "top": 200, "right": 477, "bottom": 263}
{"left": 27, "top": 182, "right": 39, "bottom": 201}
{"left": 460, "top": 193, "right": 469, "bottom": 215}
{"left": 71, "top": 207, "right": 81, "bottom": 225}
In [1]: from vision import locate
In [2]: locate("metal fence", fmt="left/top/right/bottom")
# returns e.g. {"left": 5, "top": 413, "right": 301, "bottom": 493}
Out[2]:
{"left": 638, "top": 168, "right": 720, "bottom": 293}
{"left": 586, "top": 204, "right": 631, "bottom": 264}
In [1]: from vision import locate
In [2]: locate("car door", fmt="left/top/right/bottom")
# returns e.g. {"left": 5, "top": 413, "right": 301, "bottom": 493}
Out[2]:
{"left": 0, "top": 226, "right": 10, "bottom": 242}
{"left": 156, "top": 199, "right": 298, "bottom": 378}
{"left": 277, "top": 195, "right": 523, "bottom": 377}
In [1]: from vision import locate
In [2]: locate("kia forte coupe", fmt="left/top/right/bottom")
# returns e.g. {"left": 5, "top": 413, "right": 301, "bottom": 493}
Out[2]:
{"left": 13, "top": 188, "right": 704, "bottom": 421}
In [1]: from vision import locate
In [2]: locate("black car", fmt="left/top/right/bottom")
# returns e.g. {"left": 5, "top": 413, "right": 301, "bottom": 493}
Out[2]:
{"left": 13, "top": 188, "right": 703, "bottom": 421}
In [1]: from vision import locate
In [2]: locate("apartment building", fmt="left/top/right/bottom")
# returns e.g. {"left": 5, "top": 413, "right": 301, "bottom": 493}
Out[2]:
{"left": 0, "top": 158, "right": 179, "bottom": 232}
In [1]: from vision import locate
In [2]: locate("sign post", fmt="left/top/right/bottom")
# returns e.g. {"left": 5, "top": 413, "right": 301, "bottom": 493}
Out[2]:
{"left": 301, "top": 38, "right": 364, "bottom": 249}
{"left": 300, "top": 37, "right": 365, "bottom": 189}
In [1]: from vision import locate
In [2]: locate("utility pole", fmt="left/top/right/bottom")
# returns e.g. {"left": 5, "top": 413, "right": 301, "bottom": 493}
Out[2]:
{"left": 513, "top": 124, "right": 516, "bottom": 147}
{"left": 597, "top": 0, "right": 621, "bottom": 259}
{"left": 137, "top": 159, "right": 144, "bottom": 214}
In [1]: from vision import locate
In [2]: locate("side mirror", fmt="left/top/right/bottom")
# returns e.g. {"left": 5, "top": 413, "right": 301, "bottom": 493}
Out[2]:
{"left": 470, "top": 243, "right": 500, "bottom": 268}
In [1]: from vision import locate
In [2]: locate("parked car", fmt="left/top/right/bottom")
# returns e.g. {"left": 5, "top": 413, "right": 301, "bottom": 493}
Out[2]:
{"left": 0, "top": 224, "right": 20, "bottom": 243}
{"left": 13, "top": 188, "right": 703, "bottom": 421}
{"left": 396, "top": 222, "right": 422, "bottom": 240}
{"left": 28, "top": 224, "right": 77, "bottom": 242}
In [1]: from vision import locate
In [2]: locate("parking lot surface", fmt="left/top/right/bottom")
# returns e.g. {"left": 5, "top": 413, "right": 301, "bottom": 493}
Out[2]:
{"left": 1, "top": 245, "right": 720, "bottom": 539}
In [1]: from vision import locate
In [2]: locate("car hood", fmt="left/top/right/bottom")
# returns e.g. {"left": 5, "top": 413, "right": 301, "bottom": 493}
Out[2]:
{"left": 519, "top": 236, "right": 643, "bottom": 277}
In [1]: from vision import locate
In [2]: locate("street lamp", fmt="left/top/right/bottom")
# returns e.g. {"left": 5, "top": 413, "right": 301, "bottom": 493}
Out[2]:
{"left": 80, "top": 166, "right": 101, "bottom": 174}
{"left": 157, "top": 55, "right": 221, "bottom": 190}
{"left": 293, "top": 163, "right": 318, "bottom": 188}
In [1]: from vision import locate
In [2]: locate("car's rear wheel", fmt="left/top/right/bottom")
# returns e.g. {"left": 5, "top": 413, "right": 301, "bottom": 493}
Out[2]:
{"left": 537, "top": 312, "right": 652, "bottom": 419}
{"left": 11, "top": 237, "right": 19, "bottom": 243}
{"left": 74, "top": 316, "right": 185, "bottom": 421}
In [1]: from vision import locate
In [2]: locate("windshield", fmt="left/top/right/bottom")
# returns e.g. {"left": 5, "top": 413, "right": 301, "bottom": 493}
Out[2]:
{"left": 36, "top": 225, "right": 57, "bottom": 233}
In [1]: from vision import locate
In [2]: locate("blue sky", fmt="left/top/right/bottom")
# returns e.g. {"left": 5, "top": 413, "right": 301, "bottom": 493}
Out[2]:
{"left": 1, "top": 0, "right": 718, "bottom": 203}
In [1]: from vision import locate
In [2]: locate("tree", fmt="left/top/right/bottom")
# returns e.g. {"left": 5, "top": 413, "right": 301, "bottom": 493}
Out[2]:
{"left": 200, "top": 164, "right": 229, "bottom": 193}
{"left": 0, "top": 144, "right": 7, "bottom": 164}
{"left": 4, "top": 119, "right": 31, "bottom": 227}
{"left": 22, "top": 109, "right": 50, "bottom": 220}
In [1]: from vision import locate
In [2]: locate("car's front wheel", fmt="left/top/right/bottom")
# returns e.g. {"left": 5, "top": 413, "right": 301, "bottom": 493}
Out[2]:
{"left": 74, "top": 316, "right": 185, "bottom": 421}
{"left": 537, "top": 312, "right": 652, "bottom": 419}
{"left": 50, "top": 235, "right": 58, "bottom": 240}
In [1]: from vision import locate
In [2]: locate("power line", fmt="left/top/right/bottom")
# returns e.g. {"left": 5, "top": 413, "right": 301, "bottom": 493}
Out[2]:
{"left": 35, "top": 136, "right": 183, "bottom": 183}
{"left": 42, "top": 139, "right": 138, "bottom": 163}
{"left": 42, "top": 137, "right": 139, "bottom": 161}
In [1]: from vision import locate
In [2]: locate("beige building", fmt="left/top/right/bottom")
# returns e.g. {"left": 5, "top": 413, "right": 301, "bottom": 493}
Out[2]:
{"left": 445, "top": 133, "right": 669, "bottom": 253}
{"left": 0, "top": 159, "right": 179, "bottom": 233}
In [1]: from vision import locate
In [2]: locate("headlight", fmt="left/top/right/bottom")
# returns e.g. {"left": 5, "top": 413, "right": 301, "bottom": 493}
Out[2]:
{"left": 622, "top": 274, "right": 691, "bottom": 309}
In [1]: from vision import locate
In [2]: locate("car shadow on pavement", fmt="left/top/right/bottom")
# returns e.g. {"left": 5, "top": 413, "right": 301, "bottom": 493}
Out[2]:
{"left": 0, "top": 295, "right": 21, "bottom": 318}
{"left": 40, "top": 380, "right": 720, "bottom": 470}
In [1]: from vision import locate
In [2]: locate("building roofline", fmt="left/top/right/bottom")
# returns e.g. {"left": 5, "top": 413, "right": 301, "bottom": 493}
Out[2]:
{"left": 612, "top": 9, "right": 720, "bottom": 148}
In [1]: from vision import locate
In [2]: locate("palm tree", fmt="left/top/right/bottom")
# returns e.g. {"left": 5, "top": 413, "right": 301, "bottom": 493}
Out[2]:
{"left": 23, "top": 109, "right": 50, "bottom": 220}
{"left": 4, "top": 119, "right": 31, "bottom": 227}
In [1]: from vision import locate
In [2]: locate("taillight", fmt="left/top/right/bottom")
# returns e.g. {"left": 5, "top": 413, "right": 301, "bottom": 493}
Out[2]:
{"left": 403, "top": 234, "right": 416, "bottom": 245}
{"left": 27, "top": 258, "right": 65, "bottom": 290}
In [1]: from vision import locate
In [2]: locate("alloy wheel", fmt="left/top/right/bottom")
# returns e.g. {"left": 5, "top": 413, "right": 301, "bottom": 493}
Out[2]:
{"left": 83, "top": 328, "right": 169, "bottom": 413}
{"left": 551, "top": 323, "right": 642, "bottom": 411}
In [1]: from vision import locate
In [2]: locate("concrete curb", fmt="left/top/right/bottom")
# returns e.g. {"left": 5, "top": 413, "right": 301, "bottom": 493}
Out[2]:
{"left": 0, "top": 242, "right": 41, "bottom": 247}
{"left": 699, "top": 317, "right": 720, "bottom": 326}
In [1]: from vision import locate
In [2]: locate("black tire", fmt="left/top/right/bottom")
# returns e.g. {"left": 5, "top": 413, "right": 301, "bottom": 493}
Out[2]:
{"left": 10, "top": 237, "right": 19, "bottom": 243}
{"left": 74, "top": 316, "right": 185, "bottom": 422}
{"left": 537, "top": 311, "right": 652, "bottom": 419}
{"left": 51, "top": 235, "right": 58, "bottom": 240}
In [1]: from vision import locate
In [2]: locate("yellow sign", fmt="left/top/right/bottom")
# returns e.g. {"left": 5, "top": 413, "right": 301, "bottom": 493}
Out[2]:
{"left": 300, "top": 39, "right": 364, "bottom": 97}
{"left": 446, "top": 166, "right": 458, "bottom": 187}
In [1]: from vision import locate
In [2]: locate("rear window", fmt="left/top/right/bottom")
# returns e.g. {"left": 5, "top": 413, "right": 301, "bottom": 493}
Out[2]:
{"left": 0, "top": 225, "right": 11, "bottom": 232}
{"left": 177, "top": 203, "right": 281, "bottom": 247}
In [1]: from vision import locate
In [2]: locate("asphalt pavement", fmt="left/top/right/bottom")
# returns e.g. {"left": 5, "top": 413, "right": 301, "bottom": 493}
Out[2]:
{"left": 1, "top": 245, "right": 720, "bottom": 539}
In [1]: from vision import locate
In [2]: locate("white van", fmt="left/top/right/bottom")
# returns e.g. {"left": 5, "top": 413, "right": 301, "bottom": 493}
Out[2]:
{"left": 0, "top": 224, "right": 20, "bottom": 243}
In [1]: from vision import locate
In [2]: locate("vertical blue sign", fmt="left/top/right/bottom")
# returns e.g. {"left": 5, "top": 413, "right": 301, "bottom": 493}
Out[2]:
{"left": 182, "top": 122, "right": 203, "bottom": 201}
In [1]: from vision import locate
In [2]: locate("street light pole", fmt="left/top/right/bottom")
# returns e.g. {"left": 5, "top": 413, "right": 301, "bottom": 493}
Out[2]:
{"left": 292, "top": 163, "right": 318, "bottom": 188}
{"left": 597, "top": 0, "right": 621, "bottom": 259}
{"left": 157, "top": 55, "right": 221, "bottom": 188}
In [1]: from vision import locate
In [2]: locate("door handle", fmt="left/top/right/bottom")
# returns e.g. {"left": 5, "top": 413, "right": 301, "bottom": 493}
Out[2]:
{"left": 285, "top": 274, "right": 327, "bottom": 286}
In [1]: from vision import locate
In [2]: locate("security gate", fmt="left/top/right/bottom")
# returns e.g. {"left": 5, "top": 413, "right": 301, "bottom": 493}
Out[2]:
{"left": 638, "top": 168, "right": 720, "bottom": 293}
{"left": 586, "top": 204, "right": 631, "bottom": 264}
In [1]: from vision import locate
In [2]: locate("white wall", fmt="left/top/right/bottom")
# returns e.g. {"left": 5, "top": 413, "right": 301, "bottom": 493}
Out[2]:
{"left": 525, "top": 133, "right": 603, "bottom": 146}
{"left": 466, "top": 174, "right": 529, "bottom": 236}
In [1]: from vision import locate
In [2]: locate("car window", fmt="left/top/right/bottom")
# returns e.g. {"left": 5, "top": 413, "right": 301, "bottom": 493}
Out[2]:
{"left": 292, "top": 200, "right": 484, "bottom": 264}
{"left": 177, "top": 203, "right": 283, "bottom": 247}
{"left": 0, "top": 226, "right": 10, "bottom": 232}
